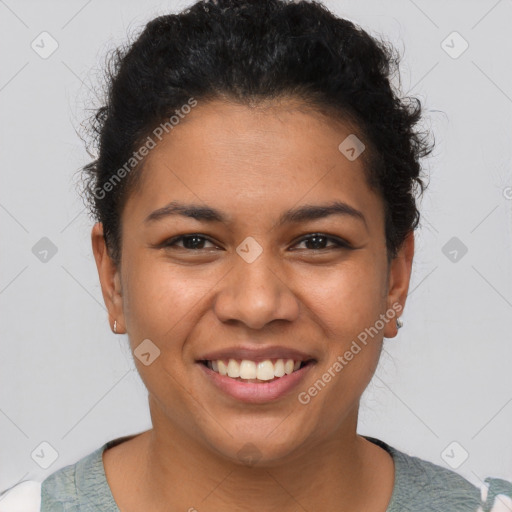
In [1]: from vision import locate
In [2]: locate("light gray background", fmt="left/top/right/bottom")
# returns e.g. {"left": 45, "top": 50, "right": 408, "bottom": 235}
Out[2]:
{"left": 1, "top": 0, "right": 511, "bottom": 495}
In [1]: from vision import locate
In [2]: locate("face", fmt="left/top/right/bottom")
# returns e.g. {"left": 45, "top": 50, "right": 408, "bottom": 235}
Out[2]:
{"left": 92, "top": 99, "right": 413, "bottom": 466}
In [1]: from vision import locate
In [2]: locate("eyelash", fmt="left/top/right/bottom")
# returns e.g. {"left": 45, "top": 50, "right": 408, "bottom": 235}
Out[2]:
{"left": 160, "top": 233, "right": 352, "bottom": 251}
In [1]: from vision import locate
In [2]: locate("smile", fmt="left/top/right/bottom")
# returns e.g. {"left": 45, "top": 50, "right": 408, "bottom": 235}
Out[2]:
{"left": 200, "top": 358, "right": 313, "bottom": 382}
{"left": 197, "top": 358, "right": 316, "bottom": 404}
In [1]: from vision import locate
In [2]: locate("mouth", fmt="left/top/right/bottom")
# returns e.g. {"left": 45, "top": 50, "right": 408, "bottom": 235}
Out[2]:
{"left": 198, "top": 358, "right": 316, "bottom": 383}
{"left": 195, "top": 346, "right": 318, "bottom": 403}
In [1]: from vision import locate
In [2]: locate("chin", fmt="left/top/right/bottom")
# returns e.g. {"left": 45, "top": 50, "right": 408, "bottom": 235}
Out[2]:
{"left": 203, "top": 421, "right": 311, "bottom": 468}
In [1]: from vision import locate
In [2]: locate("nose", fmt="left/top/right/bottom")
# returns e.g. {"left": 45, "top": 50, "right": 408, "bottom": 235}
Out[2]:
{"left": 213, "top": 251, "right": 300, "bottom": 330}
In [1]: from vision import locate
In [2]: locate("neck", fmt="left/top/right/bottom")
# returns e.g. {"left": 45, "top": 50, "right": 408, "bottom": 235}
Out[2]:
{"left": 128, "top": 402, "right": 392, "bottom": 511}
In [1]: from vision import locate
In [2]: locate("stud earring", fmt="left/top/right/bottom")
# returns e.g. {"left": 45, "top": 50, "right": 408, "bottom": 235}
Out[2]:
{"left": 396, "top": 317, "right": 403, "bottom": 330}
{"left": 113, "top": 320, "right": 117, "bottom": 334}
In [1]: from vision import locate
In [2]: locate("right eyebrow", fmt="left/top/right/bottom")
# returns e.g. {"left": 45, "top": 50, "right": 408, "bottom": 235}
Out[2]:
{"left": 144, "top": 201, "right": 228, "bottom": 224}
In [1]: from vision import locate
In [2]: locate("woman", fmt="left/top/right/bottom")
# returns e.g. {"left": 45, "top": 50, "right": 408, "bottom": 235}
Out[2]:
{"left": 1, "top": 0, "right": 510, "bottom": 510}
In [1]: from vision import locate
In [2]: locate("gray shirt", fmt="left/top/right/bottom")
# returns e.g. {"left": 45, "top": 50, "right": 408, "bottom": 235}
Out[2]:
{"left": 38, "top": 435, "right": 490, "bottom": 511}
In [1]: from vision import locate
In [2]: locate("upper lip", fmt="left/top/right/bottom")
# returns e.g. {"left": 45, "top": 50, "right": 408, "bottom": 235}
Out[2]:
{"left": 197, "top": 346, "right": 317, "bottom": 363}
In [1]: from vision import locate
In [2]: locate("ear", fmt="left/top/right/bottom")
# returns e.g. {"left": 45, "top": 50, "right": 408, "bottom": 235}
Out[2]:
{"left": 383, "top": 230, "right": 414, "bottom": 339}
{"left": 91, "top": 222, "right": 125, "bottom": 334}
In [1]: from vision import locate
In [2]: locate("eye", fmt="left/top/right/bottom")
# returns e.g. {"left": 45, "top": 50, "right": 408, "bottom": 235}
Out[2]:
{"left": 162, "top": 234, "right": 219, "bottom": 250}
{"left": 158, "top": 233, "right": 351, "bottom": 252}
{"left": 292, "top": 233, "right": 351, "bottom": 251}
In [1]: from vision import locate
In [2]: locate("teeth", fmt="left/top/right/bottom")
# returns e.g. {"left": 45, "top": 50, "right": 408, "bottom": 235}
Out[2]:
{"left": 227, "top": 359, "right": 240, "bottom": 378}
{"left": 239, "top": 360, "right": 256, "bottom": 379}
{"left": 257, "top": 360, "right": 275, "bottom": 381}
{"left": 218, "top": 360, "right": 228, "bottom": 376}
{"left": 207, "top": 358, "right": 306, "bottom": 381}
{"left": 274, "top": 359, "right": 285, "bottom": 377}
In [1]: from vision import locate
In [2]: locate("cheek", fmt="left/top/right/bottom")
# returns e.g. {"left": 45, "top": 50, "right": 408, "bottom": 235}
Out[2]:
{"left": 299, "top": 257, "right": 387, "bottom": 338}
{"left": 120, "top": 261, "right": 208, "bottom": 406}
{"left": 298, "top": 265, "right": 386, "bottom": 426}
{"left": 121, "top": 257, "right": 209, "bottom": 348}
{"left": 297, "top": 259, "right": 387, "bottom": 403}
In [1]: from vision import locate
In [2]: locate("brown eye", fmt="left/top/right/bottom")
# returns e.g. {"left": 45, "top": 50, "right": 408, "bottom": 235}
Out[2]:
{"left": 158, "top": 233, "right": 351, "bottom": 252}
{"left": 292, "top": 234, "right": 351, "bottom": 251}
{"left": 163, "top": 234, "right": 218, "bottom": 250}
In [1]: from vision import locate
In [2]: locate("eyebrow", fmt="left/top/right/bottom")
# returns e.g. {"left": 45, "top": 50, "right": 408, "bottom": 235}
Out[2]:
{"left": 144, "top": 200, "right": 368, "bottom": 229}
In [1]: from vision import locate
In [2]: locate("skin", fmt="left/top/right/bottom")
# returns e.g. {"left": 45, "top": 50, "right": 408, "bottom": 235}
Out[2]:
{"left": 91, "top": 98, "right": 414, "bottom": 511}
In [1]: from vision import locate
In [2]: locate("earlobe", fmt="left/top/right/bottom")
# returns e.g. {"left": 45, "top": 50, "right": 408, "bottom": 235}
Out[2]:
{"left": 383, "top": 231, "right": 414, "bottom": 339}
{"left": 91, "top": 222, "right": 125, "bottom": 334}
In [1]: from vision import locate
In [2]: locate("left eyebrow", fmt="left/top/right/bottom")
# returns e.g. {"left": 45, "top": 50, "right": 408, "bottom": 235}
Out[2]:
{"left": 144, "top": 200, "right": 368, "bottom": 230}
{"left": 275, "top": 201, "right": 368, "bottom": 230}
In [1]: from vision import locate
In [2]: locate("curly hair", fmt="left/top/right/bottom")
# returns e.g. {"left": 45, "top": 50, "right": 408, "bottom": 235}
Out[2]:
{"left": 78, "top": 0, "right": 433, "bottom": 268}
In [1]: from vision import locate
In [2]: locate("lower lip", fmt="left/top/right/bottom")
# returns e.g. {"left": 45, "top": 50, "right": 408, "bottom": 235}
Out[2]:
{"left": 197, "top": 361, "right": 315, "bottom": 404}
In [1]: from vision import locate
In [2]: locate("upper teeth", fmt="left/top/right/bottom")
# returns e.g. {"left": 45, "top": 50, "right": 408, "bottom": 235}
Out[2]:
{"left": 208, "top": 359, "right": 302, "bottom": 380}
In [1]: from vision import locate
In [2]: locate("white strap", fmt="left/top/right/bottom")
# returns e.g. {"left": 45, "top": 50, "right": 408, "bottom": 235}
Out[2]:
{"left": 478, "top": 479, "right": 512, "bottom": 512}
{"left": 0, "top": 481, "right": 41, "bottom": 512}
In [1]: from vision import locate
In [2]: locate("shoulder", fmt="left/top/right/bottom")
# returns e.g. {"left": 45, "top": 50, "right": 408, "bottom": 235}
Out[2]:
{"left": 39, "top": 455, "right": 81, "bottom": 510}
{"left": 39, "top": 435, "right": 137, "bottom": 511}
{"left": 364, "top": 436, "right": 512, "bottom": 512}
{"left": 38, "top": 442, "right": 110, "bottom": 511}
{"left": 391, "top": 446, "right": 481, "bottom": 509}
{"left": 0, "top": 434, "right": 137, "bottom": 512}
{"left": 0, "top": 442, "right": 109, "bottom": 512}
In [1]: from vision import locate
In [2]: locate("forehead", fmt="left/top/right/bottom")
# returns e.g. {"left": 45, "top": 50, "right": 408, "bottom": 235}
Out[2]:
{"left": 123, "top": 99, "right": 384, "bottom": 230}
